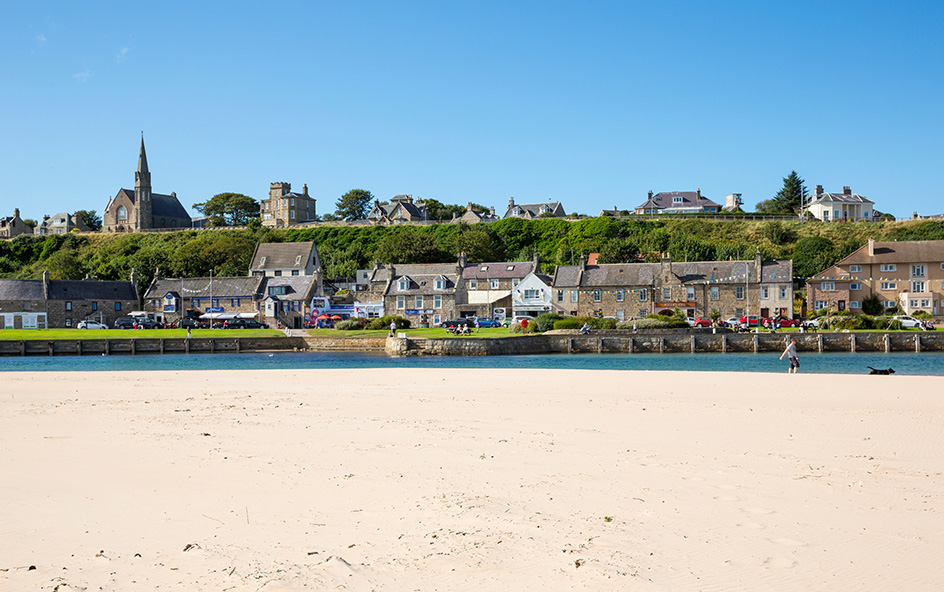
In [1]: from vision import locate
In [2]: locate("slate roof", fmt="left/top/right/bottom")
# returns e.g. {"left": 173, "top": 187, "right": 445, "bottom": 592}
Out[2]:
{"left": 839, "top": 240, "right": 944, "bottom": 265}
{"left": 635, "top": 191, "right": 721, "bottom": 211}
{"left": 250, "top": 242, "right": 318, "bottom": 272}
{"left": 259, "top": 275, "right": 319, "bottom": 300}
{"left": 384, "top": 263, "right": 459, "bottom": 296}
{"left": 462, "top": 261, "right": 536, "bottom": 280}
{"left": 369, "top": 263, "right": 458, "bottom": 284}
{"left": 48, "top": 280, "right": 138, "bottom": 300}
{"left": 0, "top": 279, "right": 46, "bottom": 300}
{"left": 808, "top": 191, "right": 873, "bottom": 205}
{"left": 145, "top": 276, "right": 262, "bottom": 300}
{"left": 503, "top": 201, "right": 565, "bottom": 219}
{"left": 553, "top": 260, "right": 791, "bottom": 288}
{"left": 115, "top": 189, "right": 191, "bottom": 221}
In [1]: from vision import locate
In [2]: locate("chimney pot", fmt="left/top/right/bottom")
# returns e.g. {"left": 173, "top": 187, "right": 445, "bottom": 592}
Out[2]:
{"left": 843, "top": 186, "right": 852, "bottom": 195}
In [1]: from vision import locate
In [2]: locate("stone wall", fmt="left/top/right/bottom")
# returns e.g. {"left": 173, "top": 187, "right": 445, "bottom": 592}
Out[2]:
{"left": 0, "top": 336, "right": 308, "bottom": 357}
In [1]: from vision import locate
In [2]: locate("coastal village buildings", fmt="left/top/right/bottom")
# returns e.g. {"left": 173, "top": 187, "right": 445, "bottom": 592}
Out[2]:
{"left": 806, "top": 239, "right": 944, "bottom": 316}
{"left": 552, "top": 251, "right": 793, "bottom": 321}
{"left": 805, "top": 185, "right": 875, "bottom": 222}
{"left": 37, "top": 212, "right": 90, "bottom": 235}
{"left": 453, "top": 203, "right": 500, "bottom": 224}
{"left": 364, "top": 261, "right": 461, "bottom": 325}
{"left": 458, "top": 254, "right": 541, "bottom": 319}
{"left": 103, "top": 137, "right": 191, "bottom": 232}
{"left": 634, "top": 190, "right": 721, "bottom": 215}
{"left": 0, "top": 209, "right": 32, "bottom": 238}
{"left": 249, "top": 241, "right": 322, "bottom": 277}
{"left": 144, "top": 275, "right": 262, "bottom": 326}
{"left": 367, "top": 195, "right": 429, "bottom": 225}
{"left": 510, "top": 271, "right": 557, "bottom": 319}
{"left": 0, "top": 272, "right": 139, "bottom": 329}
{"left": 503, "top": 197, "right": 566, "bottom": 219}
{"left": 259, "top": 182, "right": 318, "bottom": 228}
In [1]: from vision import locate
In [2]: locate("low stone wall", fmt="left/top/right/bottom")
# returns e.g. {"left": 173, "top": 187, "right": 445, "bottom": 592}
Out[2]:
{"left": 387, "top": 331, "right": 944, "bottom": 356}
{"left": 301, "top": 336, "right": 387, "bottom": 351}
{"left": 0, "top": 336, "right": 309, "bottom": 357}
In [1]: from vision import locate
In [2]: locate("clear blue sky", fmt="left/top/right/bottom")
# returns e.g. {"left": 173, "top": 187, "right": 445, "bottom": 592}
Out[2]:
{"left": 2, "top": 1, "right": 942, "bottom": 221}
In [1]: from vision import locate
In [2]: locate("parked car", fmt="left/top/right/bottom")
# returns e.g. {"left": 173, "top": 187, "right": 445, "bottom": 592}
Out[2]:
{"left": 440, "top": 318, "right": 474, "bottom": 328}
{"left": 739, "top": 315, "right": 764, "bottom": 328}
{"left": 179, "top": 318, "right": 198, "bottom": 329}
{"left": 723, "top": 317, "right": 741, "bottom": 327}
{"left": 693, "top": 317, "right": 713, "bottom": 328}
{"left": 242, "top": 319, "right": 270, "bottom": 329}
{"left": 77, "top": 320, "right": 108, "bottom": 330}
{"left": 473, "top": 317, "right": 502, "bottom": 328}
{"left": 893, "top": 315, "right": 922, "bottom": 328}
{"left": 502, "top": 314, "right": 536, "bottom": 327}
{"left": 114, "top": 316, "right": 136, "bottom": 329}
{"left": 684, "top": 317, "right": 697, "bottom": 327}
{"left": 801, "top": 318, "right": 819, "bottom": 329}
{"left": 776, "top": 318, "right": 800, "bottom": 328}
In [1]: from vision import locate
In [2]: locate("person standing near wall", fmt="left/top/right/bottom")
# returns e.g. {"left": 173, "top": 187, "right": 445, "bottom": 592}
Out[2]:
{"left": 780, "top": 338, "right": 799, "bottom": 374}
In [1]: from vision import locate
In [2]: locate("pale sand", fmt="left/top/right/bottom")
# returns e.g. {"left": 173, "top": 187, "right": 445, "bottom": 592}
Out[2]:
{"left": 1, "top": 369, "right": 943, "bottom": 591}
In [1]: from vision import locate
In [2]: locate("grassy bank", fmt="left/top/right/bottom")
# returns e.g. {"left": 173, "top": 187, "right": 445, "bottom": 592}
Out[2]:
{"left": 0, "top": 328, "right": 283, "bottom": 340}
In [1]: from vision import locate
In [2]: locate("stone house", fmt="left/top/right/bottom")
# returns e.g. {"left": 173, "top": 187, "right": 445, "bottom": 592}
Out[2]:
{"left": 260, "top": 182, "right": 317, "bottom": 228}
{"left": 258, "top": 275, "right": 321, "bottom": 329}
{"left": 0, "top": 271, "right": 139, "bottom": 329}
{"left": 452, "top": 203, "right": 499, "bottom": 224}
{"left": 143, "top": 275, "right": 263, "bottom": 325}
{"left": 37, "top": 212, "right": 90, "bottom": 235}
{"left": 510, "top": 272, "right": 557, "bottom": 319}
{"left": 806, "top": 238, "right": 944, "bottom": 316}
{"left": 457, "top": 253, "right": 541, "bottom": 318}
{"left": 552, "top": 251, "right": 793, "bottom": 321}
{"left": 805, "top": 185, "right": 875, "bottom": 222}
{"left": 362, "top": 261, "right": 461, "bottom": 325}
{"left": 367, "top": 195, "right": 429, "bottom": 225}
{"left": 103, "top": 137, "right": 191, "bottom": 232}
{"left": 0, "top": 208, "right": 33, "bottom": 238}
{"left": 249, "top": 241, "right": 322, "bottom": 277}
{"left": 502, "top": 197, "right": 566, "bottom": 219}
{"left": 634, "top": 190, "right": 721, "bottom": 215}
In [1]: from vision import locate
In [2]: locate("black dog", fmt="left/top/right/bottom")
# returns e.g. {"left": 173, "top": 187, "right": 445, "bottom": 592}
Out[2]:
{"left": 867, "top": 366, "right": 896, "bottom": 375}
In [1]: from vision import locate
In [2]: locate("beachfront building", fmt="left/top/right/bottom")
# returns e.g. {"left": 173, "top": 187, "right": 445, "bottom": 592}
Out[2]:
{"left": 634, "top": 190, "right": 721, "bottom": 215}
{"left": 503, "top": 197, "right": 566, "bottom": 220}
{"left": 249, "top": 241, "right": 322, "bottom": 277}
{"left": 806, "top": 238, "right": 944, "bottom": 316}
{"left": 0, "top": 208, "right": 32, "bottom": 238}
{"left": 452, "top": 203, "right": 500, "bottom": 224}
{"left": 0, "top": 271, "right": 139, "bottom": 329}
{"left": 552, "top": 251, "right": 793, "bottom": 321}
{"left": 367, "top": 195, "right": 429, "bottom": 225}
{"left": 381, "top": 263, "right": 461, "bottom": 326}
{"left": 510, "top": 271, "right": 557, "bottom": 319}
{"left": 259, "top": 275, "right": 321, "bottom": 329}
{"left": 103, "top": 137, "right": 191, "bottom": 232}
{"left": 456, "top": 253, "right": 541, "bottom": 319}
{"left": 259, "top": 182, "right": 317, "bottom": 228}
{"left": 37, "top": 212, "right": 91, "bottom": 235}
{"left": 143, "top": 274, "right": 262, "bottom": 326}
{"left": 805, "top": 185, "right": 875, "bottom": 222}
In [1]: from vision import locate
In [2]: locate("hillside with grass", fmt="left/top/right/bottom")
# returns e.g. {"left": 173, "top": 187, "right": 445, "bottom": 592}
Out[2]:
{"left": 2, "top": 218, "right": 942, "bottom": 295}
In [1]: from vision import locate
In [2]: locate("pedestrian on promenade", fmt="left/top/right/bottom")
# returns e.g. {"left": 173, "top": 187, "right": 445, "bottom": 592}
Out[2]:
{"left": 780, "top": 337, "right": 799, "bottom": 374}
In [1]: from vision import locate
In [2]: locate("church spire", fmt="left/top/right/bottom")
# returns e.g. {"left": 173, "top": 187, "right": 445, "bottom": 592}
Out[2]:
{"left": 137, "top": 134, "right": 149, "bottom": 175}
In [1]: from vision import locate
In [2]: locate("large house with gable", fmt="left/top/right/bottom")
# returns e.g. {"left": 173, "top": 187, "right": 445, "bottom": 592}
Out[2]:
{"left": 367, "top": 195, "right": 429, "bottom": 225}
{"left": 805, "top": 185, "right": 876, "bottom": 222}
{"left": 634, "top": 190, "right": 721, "bottom": 215}
{"left": 503, "top": 197, "right": 566, "bottom": 219}
{"left": 0, "top": 208, "right": 32, "bottom": 238}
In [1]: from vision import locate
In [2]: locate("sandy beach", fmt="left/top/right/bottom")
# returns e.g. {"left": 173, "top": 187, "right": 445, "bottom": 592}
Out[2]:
{"left": 1, "top": 368, "right": 943, "bottom": 591}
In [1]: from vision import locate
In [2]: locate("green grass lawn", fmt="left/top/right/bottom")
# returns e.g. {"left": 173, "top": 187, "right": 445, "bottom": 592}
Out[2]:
{"left": 0, "top": 328, "right": 284, "bottom": 340}
{"left": 305, "top": 327, "right": 518, "bottom": 339}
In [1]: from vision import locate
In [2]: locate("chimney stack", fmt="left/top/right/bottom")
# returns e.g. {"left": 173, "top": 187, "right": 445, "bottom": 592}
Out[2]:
{"left": 508, "top": 196, "right": 515, "bottom": 208}
{"left": 489, "top": 206, "right": 495, "bottom": 216}
{"left": 578, "top": 254, "right": 586, "bottom": 271}
{"left": 697, "top": 188, "right": 702, "bottom": 199}
{"left": 648, "top": 190, "right": 654, "bottom": 199}
{"left": 458, "top": 251, "right": 467, "bottom": 268}
{"left": 843, "top": 186, "right": 852, "bottom": 195}
{"left": 14, "top": 208, "right": 19, "bottom": 218}
{"left": 303, "top": 184, "right": 308, "bottom": 197}
{"left": 532, "top": 252, "right": 541, "bottom": 273}
{"left": 467, "top": 202, "right": 473, "bottom": 212}
{"left": 868, "top": 237, "right": 875, "bottom": 257}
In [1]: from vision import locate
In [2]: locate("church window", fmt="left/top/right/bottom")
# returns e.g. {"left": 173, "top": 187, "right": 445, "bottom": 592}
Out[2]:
{"left": 117, "top": 206, "right": 128, "bottom": 221}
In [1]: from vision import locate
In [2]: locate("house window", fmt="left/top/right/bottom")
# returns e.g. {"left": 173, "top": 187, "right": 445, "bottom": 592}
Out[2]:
{"left": 593, "top": 290, "right": 602, "bottom": 303}
{"left": 616, "top": 310, "right": 624, "bottom": 321}
{"left": 779, "top": 287, "right": 788, "bottom": 299}
{"left": 65, "top": 318, "right": 72, "bottom": 327}
{"left": 397, "top": 296, "right": 405, "bottom": 309}
{"left": 910, "top": 299, "right": 918, "bottom": 307}
{"left": 274, "top": 270, "right": 282, "bottom": 276}
{"left": 662, "top": 287, "right": 671, "bottom": 300}
{"left": 557, "top": 290, "right": 564, "bottom": 302}
{"left": 912, "top": 281, "right": 926, "bottom": 293}
{"left": 735, "top": 286, "right": 744, "bottom": 299}
{"left": 814, "top": 300, "right": 827, "bottom": 309}
{"left": 213, "top": 299, "right": 220, "bottom": 308}
{"left": 524, "top": 289, "right": 539, "bottom": 299}
{"left": 260, "top": 257, "right": 266, "bottom": 266}
{"left": 760, "top": 287, "right": 769, "bottom": 299}
{"left": 490, "top": 279, "right": 500, "bottom": 289}
{"left": 435, "top": 279, "right": 445, "bottom": 290}
{"left": 850, "top": 283, "right": 861, "bottom": 291}
{"left": 912, "top": 265, "right": 926, "bottom": 277}
{"left": 91, "top": 302, "right": 98, "bottom": 311}
{"left": 117, "top": 206, "right": 127, "bottom": 220}
{"left": 415, "top": 295, "right": 423, "bottom": 308}
{"left": 616, "top": 290, "right": 624, "bottom": 302}
{"left": 639, "top": 290, "right": 647, "bottom": 302}
{"left": 710, "top": 287, "right": 719, "bottom": 301}
{"left": 290, "top": 210, "right": 296, "bottom": 220}
{"left": 469, "top": 279, "right": 477, "bottom": 290}
{"left": 880, "top": 281, "right": 896, "bottom": 290}
{"left": 399, "top": 279, "right": 409, "bottom": 290}
{"left": 921, "top": 299, "right": 930, "bottom": 307}
{"left": 114, "top": 302, "right": 121, "bottom": 311}
{"left": 673, "top": 196, "right": 683, "bottom": 204}
{"left": 295, "top": 255, "right": 302, "bottom": 265}
{"left": 292, "top": 270, "right": 299, "bottom": 276}
{"left": 65, "top": 301, "right": 72, "bottom": 311}
{"left": 881, "top": 300, "right": 895, "bottom": 308}
{"left": 849, "top": 265, "right": 861, "bottom": 273}
{"left": 821, "top": 282, "right": 835, "bottom": 291}
{"left": 850, "top": 301, "right": 862, "bottom": 308}
{"left": 686, "top": 287, "right": 695, "bottom": 300}
{"left": 231, "top": 299, "right": 239, "bottom": 307}
{"left": 880, "top": 264, "right": 896, "bottom": 272}
{"left": 434, "top": 295, "right": 442, "bottom": 308}
{"left": 571, "top": 290, "right": 578, "bottom": 302}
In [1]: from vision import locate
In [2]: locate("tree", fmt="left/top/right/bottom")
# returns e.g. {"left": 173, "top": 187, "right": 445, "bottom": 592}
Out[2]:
{"left": 74, "top": 209, "right": 103, "bottom": 231}
{"left": 23, "top": 219, "right": 37, "bottom": 230}
{"left": 335, "top": 189, "right": 374, "bottom": 221}
{"left": 450, "top": 224, "right": 506, "bottom": 262}
{"left": 192, "top": 193, "right": 259, "bottom": 226}
{"left": 374, "top": 226, "right": 443, "bottom": 264}
{"left": 763, "top": 171, "right": 808, "bottom": 214}
{"left": 861, "top": 294, "right": 883, "bottom": 316}
{"left": 792, "top": 236, "right": 835, "bottom": 278}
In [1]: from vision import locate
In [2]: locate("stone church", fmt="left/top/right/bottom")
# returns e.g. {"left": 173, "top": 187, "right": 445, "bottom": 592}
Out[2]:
{"left": 103, "top": 137, "right": 191, "bottom": 232}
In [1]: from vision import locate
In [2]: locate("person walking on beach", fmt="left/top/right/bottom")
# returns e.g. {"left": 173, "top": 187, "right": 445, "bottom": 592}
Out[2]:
{"left": 780, "top": 337, "right": 799, "bottom": 374}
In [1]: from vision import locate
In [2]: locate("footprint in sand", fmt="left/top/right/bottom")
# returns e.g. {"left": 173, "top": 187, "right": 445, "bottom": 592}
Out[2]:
{"left": 743, "top": 506, "right": 774, "bottom": 515}
{"left": 764, "top": 557, "right": 797, "bottom": 569}
{"left": 768, "top": 537, "right": 805, "bottom": 547}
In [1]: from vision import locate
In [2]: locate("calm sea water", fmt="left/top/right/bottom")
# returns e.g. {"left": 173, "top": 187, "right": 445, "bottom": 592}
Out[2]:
{"left": 2, "top": 351, "right": 944, "bottom": 375}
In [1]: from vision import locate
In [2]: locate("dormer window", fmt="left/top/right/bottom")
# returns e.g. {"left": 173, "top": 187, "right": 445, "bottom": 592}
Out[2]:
{"left": 435, "top": 278, "right": 446, "bottom": 290}
{"left": 506, "top": 265, "right": 514, "bottom": 271}
{"left": 673, "top": 196, "right": 684, "bottom": 204}
{"left": 398, "top": 279, "right": 409, "bottom": 291}
{"left": 480, "top": 266, "right": 488, "bottom": 272}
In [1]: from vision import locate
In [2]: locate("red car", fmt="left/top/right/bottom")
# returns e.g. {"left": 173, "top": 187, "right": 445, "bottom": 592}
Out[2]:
{"left": 693, "top": 317, "right": 716, "bottom": 327}
{"left": 739, "top": 315, "right": 764, "bottom": 328}
{"left": 775, "top": 318, "right": 800, "bottom": 328}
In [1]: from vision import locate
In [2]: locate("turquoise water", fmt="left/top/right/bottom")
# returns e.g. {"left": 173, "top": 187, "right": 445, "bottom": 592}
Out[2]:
{"left": 2, "top": 351, "right": 944, "bottom": 375}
